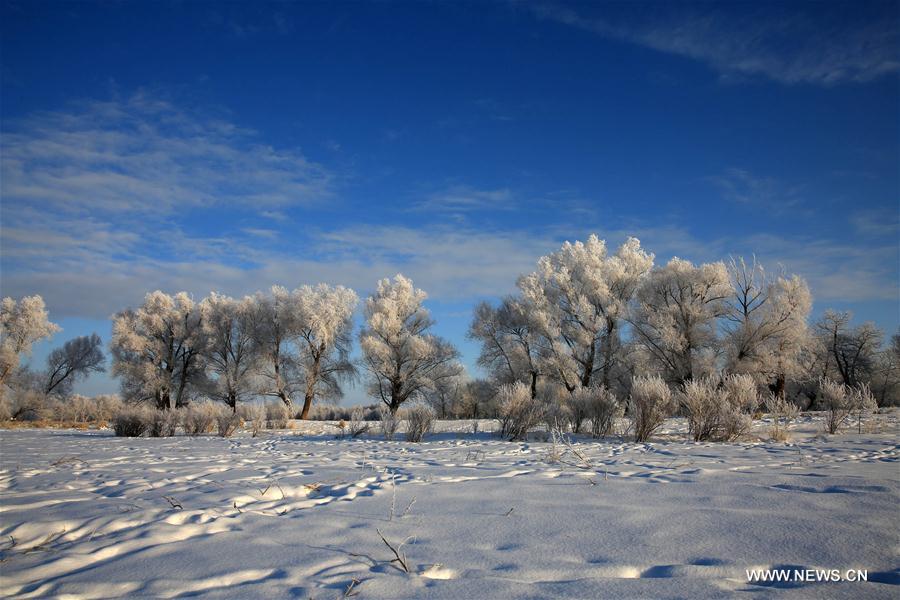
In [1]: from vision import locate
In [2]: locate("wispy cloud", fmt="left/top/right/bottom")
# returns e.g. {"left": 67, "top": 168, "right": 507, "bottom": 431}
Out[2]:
{"left": 851, "top": 208, "right": 900, "bottom": 237}
{"left": 529, "top": 2, "right": 900, "bottom": 85}
{"left": 704, "top": 168, "right": 806, "bottom": 212}
{"left": 0, "top": 91, "right": 333, "bottom": 217}
{"left": 413, "top": 185, "right": 515, "bottom": 213}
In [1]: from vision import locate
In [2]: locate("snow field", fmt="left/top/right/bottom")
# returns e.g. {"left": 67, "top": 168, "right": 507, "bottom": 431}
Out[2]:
{"left": 0, "top": 415, "right": 898, "bottom": 599}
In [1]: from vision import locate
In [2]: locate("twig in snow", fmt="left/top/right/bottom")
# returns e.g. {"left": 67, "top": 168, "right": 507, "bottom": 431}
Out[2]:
{"left": 51, "top": 455, "right": 88, "bottom": 467}
{"left": 401, "top": 496, "right": 417, "bottom": 518}
{"left": 163, "top": 496, "right": 183, "bottom": 510}
{"left": 376, "top": 529, "right": 410, "bottom": 573}
{"left": 22, "top": 529, "right": 66, "bottom": 554}
{"left": 504, "top": 507, "right": 515, "bottom": 517}
{"left": 389, "top": 473, "right": 398, "bottom": 521}
{"left": 343, "top": 577, "right": 361, "bottom": 597}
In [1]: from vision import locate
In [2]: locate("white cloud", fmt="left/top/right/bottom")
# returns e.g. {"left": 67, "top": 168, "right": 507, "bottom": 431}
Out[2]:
{"left": 530, "top": 2, "right": 900, "bottom": 85}
{"left": 0, "top": 91, "right": 333, "bottom": 218}
{"left": 704, "top": 168, "right": 805, "bottom": 211}
{"left": 413, "top": 185, "right": 515, "bottom": 213}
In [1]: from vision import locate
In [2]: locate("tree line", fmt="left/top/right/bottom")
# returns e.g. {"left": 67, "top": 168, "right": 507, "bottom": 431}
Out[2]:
{"left": 1, "top": 234, "right": 898, "bottom": 420}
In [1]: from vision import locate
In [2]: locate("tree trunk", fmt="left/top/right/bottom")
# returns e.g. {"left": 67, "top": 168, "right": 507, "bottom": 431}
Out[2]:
{"left": 774, "top": 373, "right": 786, "bottom": 399}
{"left": 299, "top": 350, "right": 323, "bottom": 420}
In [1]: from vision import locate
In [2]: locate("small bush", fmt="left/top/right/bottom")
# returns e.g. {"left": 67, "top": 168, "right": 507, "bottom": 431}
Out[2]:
{"left": 767, "top": 393, "right": 799, "bottom": 441}
{"left": 378, "top": 404, "right": 401, "bottom": 440}
{"left": 182, "top": 402, "right": 217, "bottom": 436}
{"left": 9, "top": 390, "right": 51, "bottom": 421}
{"left": 266, "top": 401, "right": 290, "bottom": 429}
{"left": 563, "top": 391, "right": 588, "bottom": 434}
{"left": 628, "top": 376, "right": 675, "bottom": 442}
{"left": 568, "top": 385, "right": 621, "bottom": 438}
{"left": 113, "top": 407, "right": 150, "bottom": 437}
{"left": 0, "top": 395, "right": 11, "bottom": 421}
{"left": 239, "top": 404, "right": 265, "bottom": 437}
{"left": 405, "top": 405, "right": 434, "bottom": 442}
{"left": 679, "top": 375, "right": 757, "bottom": 442}
{"left": 348, "top": 407, "right": 370, "bottom": 438}
{"left": 820, "top": 379, "right": 878, "bottom": 434}
{"left": 497, "top": 381, "right": 543, "bottom": 441}
{"left": 215, "top": 406, "right": 241, "bottom": 438}
{"left": 148, "top": 409, "right": 179, "bottom": 437}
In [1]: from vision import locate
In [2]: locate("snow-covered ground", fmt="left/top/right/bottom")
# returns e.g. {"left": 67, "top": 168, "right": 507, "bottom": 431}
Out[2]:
{"left": 1, "top": 415, "right": 898, "bottom": 599}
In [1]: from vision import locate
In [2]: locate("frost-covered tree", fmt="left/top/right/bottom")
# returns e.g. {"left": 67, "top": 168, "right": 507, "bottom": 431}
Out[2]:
{"left": 469, "top": 297, "right": 544, "bottom": 397}
{"left": 200, "top": 293, "right": 257, "bottom": 413}
{"left": 0, "top": 295, "right": 60, "bottom": 390}
{"left": 250, "top": 286, "right": 303, "bottom": 408}
{"left": 869, "top": 330, "right": 900, "bottom": 406}
{"left": 360, "top": 274, "right": 462, "bottom": 414}
{"left": 294, "top": 284, "right": 358, "bottom": 420}
{"left": 110, "top": 291, "right": 206, "bottom": 410}
{"left": 44, "top": 333, "right": 105, "bottom": 396}
{"left": 518, "top": 235, "right": 654, "bottom": 392}
{"left": 723, "top": 258, "right": 812, "bottom": 397}
{"left": 250, "top": 284, "right": 358, "bottom": 417}
{"left": 629, "top": 258, "right": 731, "bottom": 385}
{"left": 815, "top": 311, "right": 882, "bottom": 389}
{"left": 424, "top": 370, "right": 466, "bottom": 418}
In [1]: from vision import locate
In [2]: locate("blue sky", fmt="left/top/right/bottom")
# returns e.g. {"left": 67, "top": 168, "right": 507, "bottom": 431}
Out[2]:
{"left": 1, "top": 1, "right": 898, "bottom": 401}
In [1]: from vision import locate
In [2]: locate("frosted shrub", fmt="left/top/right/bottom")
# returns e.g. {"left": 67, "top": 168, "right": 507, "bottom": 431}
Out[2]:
{"left": 265, "top": 401, "right": 290, "bottom": 429}
{"left": 628, "top": 375, "right": 674, "bottom": 442}
{"left": 9, "top": 390, "right": 51, "bottom": 421}
{"left": 405, "top": 404, "right": 434, "bottom": 442}
{"left": 214, "top": 405, "right": 241, "bottom": 437}
{"left": 850, "top": 384, "right": 878, "bottom": 434}
{"left": 348, "top": 407, "right": 370, "bottom": 438}
{"left": 148, "top": 409, "right": 179, "bottom": 437}
{"left": 92, "top": 395, "right": 124, "bottom": 423}
{"left": 573, "top": 385, "right": 621, "bottom": 438}
{"left": 497, "top": 381, "right": 543, "bottom": 441}
{"left": 239, "top": 404, "right": 265, "bottom": 437}
{"left": 0, "top": 395, "right": 11, "bottom": 421}
{"left": 564, "top": 391, "right": 588, "bottom": 434}
{"left": 679, "top": 375, "right": 757, "bottom": 442}
{"left": 61, "top": 395, "right": 93, "bottom": 424}
{"left": 767, "top": 393, "right": 799, "bottom": 441}
{"left": 182, "top": 402, "right": 216, "bottom": 435}
{"left": 720, "top": 374, "right": 758, "bottom": 441}
{"left": 378, "top": 404, "right": 401, "bottom": 440}
{"left": 817, "top": 378, "right": 875, "bottom": 434}
{"left": 113, "top": 406, "right": 150, "bottom": 437}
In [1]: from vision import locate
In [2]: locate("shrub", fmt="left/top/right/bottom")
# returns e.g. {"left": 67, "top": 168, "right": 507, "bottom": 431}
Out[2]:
{"left": 497, "top": 381, "right": 543, "bottom": 441}
{"left": 820, "top": 379, "right": 878, "bottom": 434}
{"left": 182, "top": 402, "right": 217, "bottom": 435}
{"left": 113, "top": 406, "right": 150, "bottom": 437}
{"left": 148, "top": 409, "right": 179, "bottom": 437}
{"left": 0, "top": 395, "right": 11, "bottom": 421}
{"left": 378, "top": 404, "right": 401, "bottom": 440}
{"left": 239, "top": 404, "right": 265, "bottom": 437}
{"left": 563, "top": 390, "right": 588, "bottom": 434}
{"left": 9, "top": 390, "right": 51, "bottom": 421}
{"left": 405, "top": 404, "right": 434, "bottom": 442}
{"left": 766, "top": 393, "right": 799, "bottom": 441}
{"left": 679, "top": 375, "right": 757, "bottom": 442}
{"left": 348, "top": 407, "right": 370, "bottom": 438}
{"left": 215, "top": 406, "right": 241, "bottom": 437}
{"left": 628, "top": 375, "right": 675, "bottom": 442}
{"left": 93, "top": 395, "right": 124, "bottom": 423}
{"left": 850, "top": 384, "right": 878, "bottom": 434}
{"left": 266, "top": 401, "right": 290, "bottom": 429}
{"left": 573, "top": 385, "right": 621, "bottom": 438}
